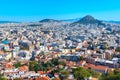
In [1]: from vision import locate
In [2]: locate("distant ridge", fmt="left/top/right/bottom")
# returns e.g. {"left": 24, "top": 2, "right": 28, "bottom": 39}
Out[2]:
{"left": 39, "top": 19, "right": 62, "bottom": 23}
{"left": 0, "top": 21, "right": 20, "bottom": 24}
{"left": 62, "top": 18, "right": 81, "bottom": 22}
{"left": 107, "top": 21, "right": 120, "bottom": 24}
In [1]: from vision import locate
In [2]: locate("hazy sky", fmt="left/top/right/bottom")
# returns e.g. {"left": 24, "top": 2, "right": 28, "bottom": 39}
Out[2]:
{"left": 0, "top": 0, "right": 120, "bottom": 22}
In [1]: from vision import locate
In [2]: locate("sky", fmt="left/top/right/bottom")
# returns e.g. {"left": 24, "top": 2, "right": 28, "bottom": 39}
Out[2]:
{"left": 0, "top": 0, "right": 120, "bottom": 22}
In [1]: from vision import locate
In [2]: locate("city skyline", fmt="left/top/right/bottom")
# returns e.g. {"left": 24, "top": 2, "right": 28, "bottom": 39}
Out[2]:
{"left": 0, "top": 1, "right": 120, "bottom": 80}
{"left": 0, "top": 0, "right": 120, "bottom": 22}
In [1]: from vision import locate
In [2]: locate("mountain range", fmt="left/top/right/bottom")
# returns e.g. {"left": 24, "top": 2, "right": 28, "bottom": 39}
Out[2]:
{"left": 0, "top": 15, "right": 120, "bottom": 24}
{"left": 39, "top": 15, "right": 120, "bottom": 25}
{"left": 0, "top": 21, "right": 20, "bottom": 24}
{"left": 62, "top": 18, "right": 81, "bottom": 22}
{"left": 107, "top": 21, "right": 120, "bottom": 24}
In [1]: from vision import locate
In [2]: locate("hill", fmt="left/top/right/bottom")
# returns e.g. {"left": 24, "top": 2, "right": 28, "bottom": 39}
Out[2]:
{"left": 73, "top": 15, "right": 105, "bottom": 26}
{"left": 39, "top": 19, "right": 62, "bottom": 23}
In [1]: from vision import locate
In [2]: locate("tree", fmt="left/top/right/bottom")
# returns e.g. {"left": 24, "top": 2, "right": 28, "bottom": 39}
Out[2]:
{"left": 51, "top": 58, "right": 59, "bottom": 66}
{"left": 29, "top": 61, "right": 38, "bottom": 71}
{"left": 114, "top": 69, "right": 120, "bottom": 75}
{"left": 58, "top": 61, "right": 65, "bottom": 66}
{"left": 14, "top": 62, "right": 22, "bottom": 68}
{"left": 74, "top": 67, "right": 90, "bottom": 80}
{"left": 116, "top": 47, "right": 120, "bottom": 52}
{"left": 14, "top": 78, "right": 23, "bottom": 80}
{"left": 0, "top": 73, "right": 7, "bottom": 80}
{"left": 44, "top": 62, "right": 54, "bottom": 70}
{"left": 34, "top": 64, "right": 42, "bottom": 73}
{"left": 60, "top": 70, "right": 70, "bottom": 80}
{"left": 79, "top": 56, "right": 85, "bottom": 61}
{"left": 100, "top": 73, "right": 120, "bottom": 80}
{"left": 40, "top": 51, "right": 45, "bottom": 55}
{"left": 87, "top": 68, "right": 101, "bottom": 78}
{"left": 100, "top": 69, "right": 120, "bottom": 80}
{"left": 52, "top": 78, "right": 57, "bottom": 80}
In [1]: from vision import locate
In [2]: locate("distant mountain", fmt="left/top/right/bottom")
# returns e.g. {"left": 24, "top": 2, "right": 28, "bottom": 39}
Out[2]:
{"left": 107, "top": 21, "right": 120, "bottom": 24}
{"left": 73, "top": 15, "right": 105, "bottom": 25}
{"left": 0, "top": 21, "right": 19, "bottom": 24}
{"left": 39, "top": 19, "right": 62, "bottom": 23}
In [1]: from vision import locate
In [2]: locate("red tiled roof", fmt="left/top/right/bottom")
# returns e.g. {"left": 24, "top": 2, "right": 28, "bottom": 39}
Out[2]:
{"left": 5, "top": 62, "right": 13, "bottom": 69}
{"left": 19, "top": 65, "right": 29, "bottom": 71}
{"left": 38, "top": 71, "right": 44, "bottom": 75}
{"left": 85, "top": 63, "right": 108, "bottom": 71}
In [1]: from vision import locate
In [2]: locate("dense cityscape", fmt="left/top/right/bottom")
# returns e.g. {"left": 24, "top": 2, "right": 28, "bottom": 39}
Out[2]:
{"left": 0, "top": 15, "right": 120, "bottom": 80}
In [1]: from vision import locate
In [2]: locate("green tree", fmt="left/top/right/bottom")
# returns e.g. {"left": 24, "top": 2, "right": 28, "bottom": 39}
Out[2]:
{"left": 74, "top": 67, "right": 90, "bottom": 80}
{"left": 40, "top": 51, "right": 45, "bottom": 55}
{"left": 14, "top": 62, "right": 22, "bottom": 68}
{"left": 114, "top": 69, "right": 120, "bottom": 75}
{"left": 29, "top": 61, "right": 38, "bottom": 71}
{"left": 87, "top": 67, "right": 101, "bottom": 78}
{"left": 44, "top": 62, "right": 54, "bottom": 70}
{"left": 79, "top": 56, "right": 85, "bottom": 61}
{"left": 116, "top": 47, "right": 120, "bottom": 52}
{"left": 100, "top": 69, "right": 120, "bottom": 80}
{"left": 60, "top": 70, "right": 70, "bottom": 80}
{"left": 14, "top": 78, "right": 23, "bottom": 80}
{"left": 101, "top": 73, "right": 120, "bottom": 80}
{"left": 34, "top": 64, "right": 42, "bottom": 73}
{"left": 0, "top": 73, "right": 7, "bottom": 80}
{"left": 51, "top": 58, "right": 59, "bottom": 66}
{"left": 52, "top": 78, "right": 57, "bottom": 80}
{"left": 58, "top": 61, "right": 65, "bottom": 66}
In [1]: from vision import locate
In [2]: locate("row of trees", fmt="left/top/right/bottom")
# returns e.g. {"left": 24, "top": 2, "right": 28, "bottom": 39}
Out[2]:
{"left": 74, "top": 67, "right": 120, "bottom": 80}
{"left": 28, "top": 57, "right": 103, "bottom": 80}
{"left": 100, "top": 69, "right": 120, "bottom": 80}
{"left": 29, "top": 58, "right": 65, "bottom": 73}
{"left": 74, "top": 67, "right": 90, "bottom": 80}
{"left": 29, "top": 61, "right": 53, "bottom": 72}
{"left": 74, "top": 67, "right": 101, "bottom": 80}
